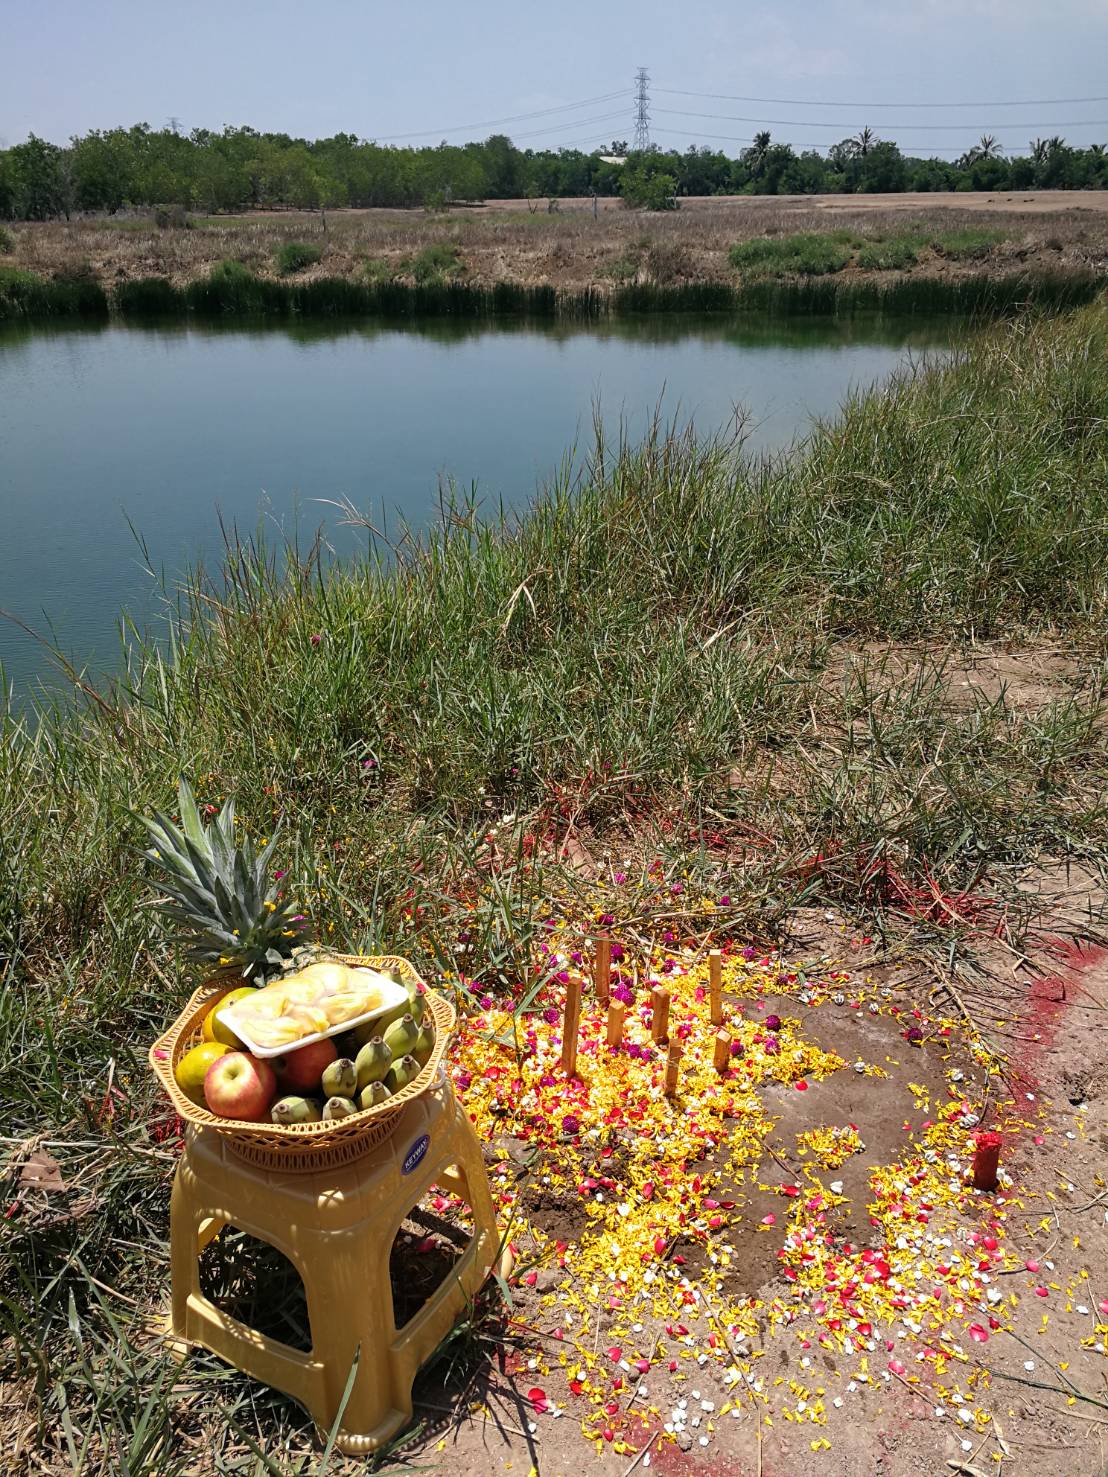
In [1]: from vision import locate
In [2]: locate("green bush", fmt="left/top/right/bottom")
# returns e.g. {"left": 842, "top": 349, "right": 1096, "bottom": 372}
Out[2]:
{"left": 728, "top": 233, "right": 851, "bottom": 277}
{"left": 602, "top": 254, "right": 639, "bottom": 284}
{"left": 275, "top": 240, "right": 323, "bottom": 274}
{"left": 409, "top": 243, "right": 462, "bottom": 284}
{"left": 856, "top": 238, "right": 920, "bottom": 271}
{"left": 0, "top": 225, "right": 13, "bottom": 254}
{"left": 620, "top": 167, "right": 678, "bottom": 211}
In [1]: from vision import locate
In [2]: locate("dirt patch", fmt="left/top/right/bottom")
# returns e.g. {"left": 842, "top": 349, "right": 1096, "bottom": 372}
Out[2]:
{"left": 394, "top": 932, "right": 1108, "bottom": 1477}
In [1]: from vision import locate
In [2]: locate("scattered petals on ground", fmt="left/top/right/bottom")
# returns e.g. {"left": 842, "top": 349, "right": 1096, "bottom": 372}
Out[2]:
{"left": 439, "top": 904, "right": 1106, "bottom": 1463}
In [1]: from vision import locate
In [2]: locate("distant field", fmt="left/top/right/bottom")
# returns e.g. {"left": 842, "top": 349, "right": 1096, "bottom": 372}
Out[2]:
{"left": 4, "top": 191, "right": 1106, "bottom": 301}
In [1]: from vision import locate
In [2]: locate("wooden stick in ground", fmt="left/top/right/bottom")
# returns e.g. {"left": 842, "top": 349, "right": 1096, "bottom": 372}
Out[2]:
{"left": 664, "top": 1041, "right": 683, "bottom": 1098}
{"left": 607, "top": 1000, "right": 625, "bottom": 1048}
{"left": 561, "top": 972, "right": 583, "bottom": 1076}
{"left": 709, "top": 949, "right": 723, "bottom": 1025}
{"left": 594, "top": 936, "right": 611, "bottom": 1005}
{"left": 713, "top": 1029, "right": 731, "bottom": 1074}
{"left": 651, "top": 986, "right": 670, "bottom": 1044}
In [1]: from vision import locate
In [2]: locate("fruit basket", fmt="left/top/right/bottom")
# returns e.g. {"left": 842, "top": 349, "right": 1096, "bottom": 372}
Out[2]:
{"left": 149, "top": 954, "right": 456, "bottom": 1173}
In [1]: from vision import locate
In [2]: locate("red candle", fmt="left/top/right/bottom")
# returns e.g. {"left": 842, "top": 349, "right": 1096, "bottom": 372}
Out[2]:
{"left": 972, "top": 1131, "right": 1002, "bottom": 1191}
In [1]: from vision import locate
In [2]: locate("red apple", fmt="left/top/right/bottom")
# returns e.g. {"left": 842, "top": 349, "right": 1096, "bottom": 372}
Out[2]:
{"left": 204, "top": 1052, "right": 276, "bottom": 1121}
{"left": 271, "top": 1036, "right": 338, "bottom": 1093}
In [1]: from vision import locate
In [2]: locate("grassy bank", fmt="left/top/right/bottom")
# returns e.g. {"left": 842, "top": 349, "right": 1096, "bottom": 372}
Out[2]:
{"left": 3, "top": 299, "right": 1108, "bottom": 1468}
{"left": 1, "top": 257, "right": 1101, "bottom": 321}
{"left": 3, "top": 198, "right": 1105, "bottom": 322}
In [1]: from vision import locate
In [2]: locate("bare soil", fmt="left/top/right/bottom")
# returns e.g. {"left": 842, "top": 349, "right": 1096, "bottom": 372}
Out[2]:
{"left": 6, "top": 191, "right": 1107, "bottom": 295}
{"left": 405, "top": 934, "right": 1108, "bottom": 1477}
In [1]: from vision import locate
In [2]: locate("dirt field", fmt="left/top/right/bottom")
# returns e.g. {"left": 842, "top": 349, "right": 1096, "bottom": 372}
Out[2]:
{"left": 7, "top": 190, "right": 1107, "bottom": 294}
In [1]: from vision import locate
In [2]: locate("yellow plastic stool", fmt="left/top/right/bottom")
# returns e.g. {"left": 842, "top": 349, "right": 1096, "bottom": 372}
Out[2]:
{"left": 167, "top": 1073, "right": 501, "bottom": 1455}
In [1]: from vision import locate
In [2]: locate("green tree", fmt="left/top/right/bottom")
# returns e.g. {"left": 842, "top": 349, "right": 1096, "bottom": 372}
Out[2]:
{"left": 9, "top": 134, "right": 69, "bottom": 218}
{"left": 620, "top": 163, "right": 677, "bottom": 210}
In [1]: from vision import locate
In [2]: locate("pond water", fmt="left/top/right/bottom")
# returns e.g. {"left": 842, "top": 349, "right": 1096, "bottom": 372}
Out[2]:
{"left": 0, "top": 313, "right": 960, "bottom": 696}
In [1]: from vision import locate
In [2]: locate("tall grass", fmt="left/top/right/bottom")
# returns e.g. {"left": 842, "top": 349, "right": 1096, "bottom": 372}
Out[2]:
{"left": 2, "top": 259, "right": 1098, "bottom": 323}
{"left": 2, "top": 300, "right": 1107, "bottom": 1468}
{"left": 0, "top": 265, "right": 108, "bottom": 318}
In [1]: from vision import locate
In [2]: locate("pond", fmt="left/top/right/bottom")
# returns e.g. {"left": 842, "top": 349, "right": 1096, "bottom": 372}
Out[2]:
{"left": 0, "top": 313, "right": 961, "bottom": 695}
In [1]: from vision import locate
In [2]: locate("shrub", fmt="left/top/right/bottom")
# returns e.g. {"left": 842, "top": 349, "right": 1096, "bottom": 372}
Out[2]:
{"left": 602, "top": 254, "right": 639, "bottom": 284}
{"left": 275, "top": 240, "right": 323, "bottom": 274}
{"left": 856, "top": 238, "right": 920, "bottom": 271}
{"left": 361, "top": 256, "right": 396, "bottom": 284}
{"left": 409, "top": 243, "right": 462, "bottom": 284}
{"left": 620, "top": 167, "right": 678, "bottom": 211}
{"left": 728, "top": 233, "right": 851, "bottom": 277}
{"left": 0, "top": 225, "right": 13, "bottom": 254}
{"left": 152, "top": 205, "right": 191, "bottom": 229}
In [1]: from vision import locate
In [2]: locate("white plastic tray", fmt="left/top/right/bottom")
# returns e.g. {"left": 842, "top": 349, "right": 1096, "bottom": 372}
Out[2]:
{"left": 216, "top": 967, "right": 409, "bottom": 1058}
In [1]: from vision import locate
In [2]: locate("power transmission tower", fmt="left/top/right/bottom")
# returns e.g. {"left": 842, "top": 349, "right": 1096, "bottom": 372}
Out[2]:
{"left": 632, "top": 67, "right": 651, "bottom": 152}
{"left": 167, "top": 116, "right": 181, "bottom": 134}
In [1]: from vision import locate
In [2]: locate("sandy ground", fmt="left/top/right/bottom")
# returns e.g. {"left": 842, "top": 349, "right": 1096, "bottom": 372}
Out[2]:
{"left": 472, "top": 190, "right": 1108, "bottom": 217}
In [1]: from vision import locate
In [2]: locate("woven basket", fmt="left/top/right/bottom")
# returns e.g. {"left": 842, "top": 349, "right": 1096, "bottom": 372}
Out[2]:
{"left": 148, "top": 954, "right": 455, "bottom": 1173}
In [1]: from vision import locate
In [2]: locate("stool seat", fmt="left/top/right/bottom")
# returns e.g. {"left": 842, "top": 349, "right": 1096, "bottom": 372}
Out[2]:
{"left": 168, "top": 1074, "right": 500, "bottom": 1454}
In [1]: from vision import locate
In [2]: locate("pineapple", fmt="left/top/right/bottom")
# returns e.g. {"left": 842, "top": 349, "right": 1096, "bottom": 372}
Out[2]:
{"left": 140, "top": 777, "right": 310, "bottom": 981}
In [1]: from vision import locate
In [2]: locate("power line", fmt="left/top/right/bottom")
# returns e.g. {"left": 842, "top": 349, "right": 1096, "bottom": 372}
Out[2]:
{"left": 508, "top": 109, "right": 629, "bottom": 144}
{"left": 633, "top": 67, "right": 652, "bottom": 151}
{"left": 655, "top": 86, "right": 1108, "bottom": 109}
{"left": 368, "top": 88, "right": 627, "bottom": 142}
{"left": 654, "top": 105, "right": 1108, "bottom": 132}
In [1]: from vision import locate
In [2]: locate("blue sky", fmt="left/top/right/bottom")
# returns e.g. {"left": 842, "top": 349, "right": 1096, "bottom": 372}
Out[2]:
{"left": 4, "top": 0, "right": 1108, "bottom": 157}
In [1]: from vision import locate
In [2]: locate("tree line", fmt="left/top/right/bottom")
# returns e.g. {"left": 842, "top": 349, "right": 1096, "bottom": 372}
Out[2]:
{"left": 1, "top": 123, "right": 1105, "bottom": 219}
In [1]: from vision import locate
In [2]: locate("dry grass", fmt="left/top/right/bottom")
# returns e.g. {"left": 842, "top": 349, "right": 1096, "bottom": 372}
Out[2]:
{"left": 6, "top": 194, "right": 1107, "bottom": 293}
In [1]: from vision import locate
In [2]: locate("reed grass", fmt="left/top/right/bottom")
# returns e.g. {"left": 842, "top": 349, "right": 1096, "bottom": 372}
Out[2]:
{"left": 0, "top": 260, "right": 1099, "bottom": 323}
{"left": 2, "top": 298, "right": 1107, "bottom": 1470}
{"left": 0, "top": 265, "right": 108, "bottom": 318}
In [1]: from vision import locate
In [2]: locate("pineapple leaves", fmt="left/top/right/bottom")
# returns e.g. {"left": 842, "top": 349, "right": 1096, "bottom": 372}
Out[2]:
{"left": 136, "top": 776, "right": 309, "bottom": 979}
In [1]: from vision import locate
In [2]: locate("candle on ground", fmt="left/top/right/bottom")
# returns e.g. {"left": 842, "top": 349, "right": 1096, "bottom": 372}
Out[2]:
{"left": 560, "top": 973, "right": 583, "bottom": 1076}
{"left": 651, "top": 986, "right": 671, "bottom": 1044}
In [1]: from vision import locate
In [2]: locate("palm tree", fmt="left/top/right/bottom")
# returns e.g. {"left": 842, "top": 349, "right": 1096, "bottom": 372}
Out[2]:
{"left": 750, "top": 130, "right": 771, "bottom": 176}
{"left": 849, "top": 126, "right": 876, "bottom": 158}
{"left": 976, "top": 134, "right": 1000, "bottom": 159}
{"left": 1030, "top": 137, "right": 1050, "bottom": 166}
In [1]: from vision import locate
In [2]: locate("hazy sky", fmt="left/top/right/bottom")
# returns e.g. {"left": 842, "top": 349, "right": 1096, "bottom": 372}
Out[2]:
{"left": 4, "top": 0, "right": 1108, "bottom": 157}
